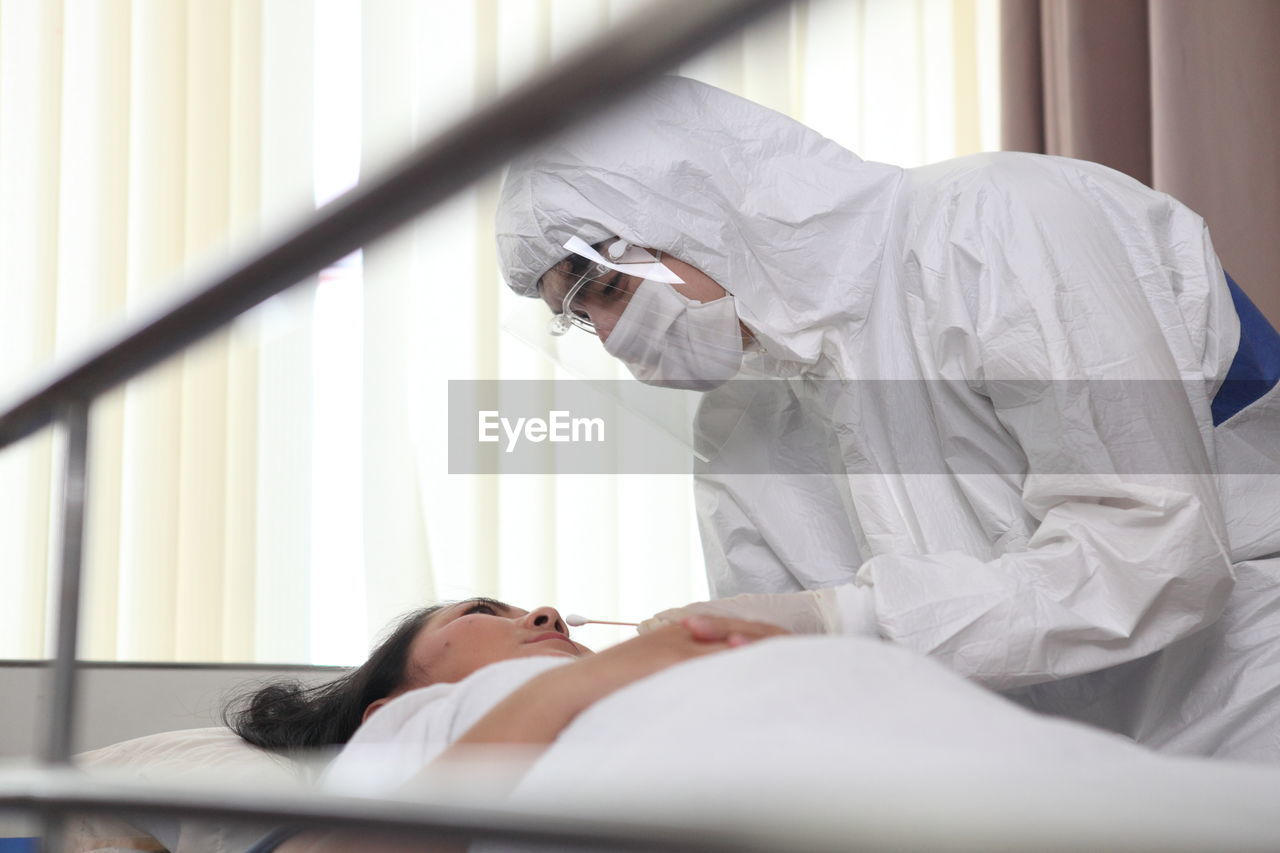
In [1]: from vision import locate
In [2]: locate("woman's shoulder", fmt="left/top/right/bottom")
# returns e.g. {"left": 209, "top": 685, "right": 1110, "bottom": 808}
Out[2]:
{"left": 325, "top": 656, "right": 574, "bottom": 796}
{"left": 356, "top": 657, "right": 574, "bottom": 742}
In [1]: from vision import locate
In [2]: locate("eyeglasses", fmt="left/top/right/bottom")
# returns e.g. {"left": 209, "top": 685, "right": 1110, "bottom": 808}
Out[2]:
{"left": 548, "top": 262, "right": 611, "bottom": 336}
{"left": 547, "top": 251, "right": 663, "bottom": 338}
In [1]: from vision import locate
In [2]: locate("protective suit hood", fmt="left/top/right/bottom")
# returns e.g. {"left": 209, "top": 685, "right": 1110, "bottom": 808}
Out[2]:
{"left": 496, "top": 76, "right": 904, "bottom": 366}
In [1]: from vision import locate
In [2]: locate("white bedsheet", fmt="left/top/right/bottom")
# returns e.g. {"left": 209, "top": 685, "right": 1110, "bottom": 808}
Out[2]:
{"left": 327, "top": 636, "right": 1153, "bottom": 793}
{"left": 325, "top": 637, "right": 1280, "bottom": 850}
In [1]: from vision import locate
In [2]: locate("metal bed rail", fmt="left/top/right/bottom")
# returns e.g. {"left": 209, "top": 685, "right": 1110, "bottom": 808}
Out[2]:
{"left": 7, "top": 760, "right": 1280, "bottom": 853}
{"left": 0, "top": 766, "right": 844, "bottom": 853}
{"left": 0, "top": 0, "right": 790, "bottom": 848}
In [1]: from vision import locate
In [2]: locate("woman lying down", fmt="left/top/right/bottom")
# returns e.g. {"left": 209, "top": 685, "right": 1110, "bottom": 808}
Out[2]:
{"left": 228, "top": 599, "right": 1280, "bottom": 852}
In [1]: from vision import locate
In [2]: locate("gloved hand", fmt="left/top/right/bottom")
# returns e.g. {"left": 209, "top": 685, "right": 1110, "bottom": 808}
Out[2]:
{"left": 639, "top": 589, "right": 846, "bottom": 636}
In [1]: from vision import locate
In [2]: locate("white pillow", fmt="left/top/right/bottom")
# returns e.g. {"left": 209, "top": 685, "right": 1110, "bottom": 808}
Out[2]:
{"left": 74, "top": 727, "right": 311, "bottom": 853}
{"left": 76, "top": 727, "right": 300, "bottom": 782}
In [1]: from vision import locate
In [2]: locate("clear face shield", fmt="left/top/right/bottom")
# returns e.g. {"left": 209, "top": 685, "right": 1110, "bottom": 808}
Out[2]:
{"left": 497, "top": 235, "right": 763, "bottom": 467}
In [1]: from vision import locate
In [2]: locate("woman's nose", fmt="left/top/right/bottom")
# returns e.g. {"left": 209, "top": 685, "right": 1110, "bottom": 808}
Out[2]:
{"left": 526, "top": 606, "right": 567, "bottom": 635}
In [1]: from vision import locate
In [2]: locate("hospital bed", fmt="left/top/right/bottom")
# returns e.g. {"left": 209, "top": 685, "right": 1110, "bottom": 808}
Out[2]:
{"left": 3, "top": 663, "right": 1280, "bottom": 853}
{"left": 3, "top": 0, "right": 1280, "bottom": 850}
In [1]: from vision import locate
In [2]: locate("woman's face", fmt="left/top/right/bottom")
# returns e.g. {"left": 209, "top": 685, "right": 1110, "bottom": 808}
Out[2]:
{"left": 539, "top": 249, "right": 727, "bottom": 343}
{"left": 401, "top": 598, "right": 593, "bottom": 689}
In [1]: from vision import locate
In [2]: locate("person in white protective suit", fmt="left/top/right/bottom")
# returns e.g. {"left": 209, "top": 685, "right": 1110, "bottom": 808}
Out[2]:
{"left": 494, "top": 76, "right": 1280, "bottom": 762}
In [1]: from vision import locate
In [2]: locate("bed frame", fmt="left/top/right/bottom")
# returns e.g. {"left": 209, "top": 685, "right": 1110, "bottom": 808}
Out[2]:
{"left": 0, "top": 2, "right": 798, "bottom": 850}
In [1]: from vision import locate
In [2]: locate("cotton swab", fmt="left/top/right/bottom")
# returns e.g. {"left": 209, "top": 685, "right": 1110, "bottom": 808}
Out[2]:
{"left": 566, "top": 614, "right": 639, "bottom": 627}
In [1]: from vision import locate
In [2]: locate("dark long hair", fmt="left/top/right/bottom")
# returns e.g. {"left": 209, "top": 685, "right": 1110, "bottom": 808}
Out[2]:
{"left": 224, "top": 605, "right": 444, "bottom": 753}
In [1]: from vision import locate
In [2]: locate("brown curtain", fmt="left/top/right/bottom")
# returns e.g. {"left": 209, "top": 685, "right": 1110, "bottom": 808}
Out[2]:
{"left": 1001, "top": 0, "right": 1280, "bottom": 327}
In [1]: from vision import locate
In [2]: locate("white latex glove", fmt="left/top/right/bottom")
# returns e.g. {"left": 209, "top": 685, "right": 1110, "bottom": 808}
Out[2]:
{"left": 639, "top": 587, "right": 876, "bottom": 636}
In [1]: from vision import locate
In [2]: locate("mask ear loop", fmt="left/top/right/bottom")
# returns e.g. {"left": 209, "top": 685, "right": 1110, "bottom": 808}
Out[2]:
{"left": 645, "top": 247, "right": 758, "bottom": 353}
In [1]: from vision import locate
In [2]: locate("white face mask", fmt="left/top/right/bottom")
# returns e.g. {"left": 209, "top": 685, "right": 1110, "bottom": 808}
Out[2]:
{"left": 602, "top": 279, "right": 744, "bottom": 391}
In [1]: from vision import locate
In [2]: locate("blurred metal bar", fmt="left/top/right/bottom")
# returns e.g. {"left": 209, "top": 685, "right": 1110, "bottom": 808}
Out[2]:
{"left": 0, "top": 0, "right": 788, "bottom": 451}
{"left": 0, "top": 767, "right": 818, "bottom": 853}
{"left": 43, "top": 400, "right": 90, "bottom": 765}
{"left": 39, "top": 401, "right": 90, "bottom": 853}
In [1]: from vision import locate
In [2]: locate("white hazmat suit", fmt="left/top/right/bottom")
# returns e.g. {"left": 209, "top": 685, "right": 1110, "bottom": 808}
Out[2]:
{"left": 496, "top": 77, "right": 1280, "bottom": 761}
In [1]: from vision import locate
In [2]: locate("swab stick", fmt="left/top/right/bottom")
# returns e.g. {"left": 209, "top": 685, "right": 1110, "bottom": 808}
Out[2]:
{"left": 566, "top": 614, "right": 639, "bottom": 627}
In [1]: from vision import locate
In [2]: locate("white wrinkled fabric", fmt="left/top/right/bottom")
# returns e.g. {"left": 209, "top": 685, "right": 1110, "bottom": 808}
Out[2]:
{"left": 325, "top": 638, "right": 1157, "bottom": 800}
{"left": 325, "top": 639, "right": 1280, "bottom": 853}
{"left": 495, "top": 76, "right": 1280, "bottom": 760}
